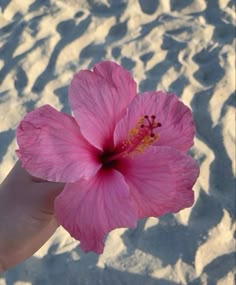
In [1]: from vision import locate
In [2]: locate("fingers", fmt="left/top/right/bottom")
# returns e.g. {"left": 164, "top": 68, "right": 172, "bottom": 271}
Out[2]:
{"left": 1, "top": 160, "right": 32, "bottom": 187}
{"left": 13, "top": 160, "right": 65, "bottom": 194}
{"left": 18, "top": 161, "right": 65, "bottom": 196}
{"left": 1, "top": 160, "right": 65, "bottom": 213}
{"left": 7, "top": 160, "right": 58, "bottom": 184}
{"left": 1, "top": 160, "right": 65, "bottom": 198}
{"left": 34, "top": 181, "right": 65, "bottom": 214}
{"left": 36, "top": 181, "right": 65, "bottom": 198}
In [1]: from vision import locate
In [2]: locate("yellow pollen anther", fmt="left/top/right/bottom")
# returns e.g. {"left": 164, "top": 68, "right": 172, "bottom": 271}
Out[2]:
{"left": 128, "top": 128, "right": 139, "bottom": 136}
{"left": 120, "top": 115, "right": 162, "bottom": 157}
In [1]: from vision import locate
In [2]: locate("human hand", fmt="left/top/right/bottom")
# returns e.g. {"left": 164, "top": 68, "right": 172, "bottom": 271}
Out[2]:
{"left": 0, "top": 161, "right": 65, "bottom": 272}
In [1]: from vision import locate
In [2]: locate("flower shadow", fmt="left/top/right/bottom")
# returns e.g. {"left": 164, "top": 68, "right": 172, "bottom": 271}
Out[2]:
{"left": 120, "top": 188, "right": 234, "bottom": 283}
{"left": 2, "top": 245, "right": 178, "bottom": 285}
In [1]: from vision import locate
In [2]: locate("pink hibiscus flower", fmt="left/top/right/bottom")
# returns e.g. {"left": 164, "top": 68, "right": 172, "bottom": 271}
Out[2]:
{"left": 16, "top": 61, "right": 199, "bottom": 254}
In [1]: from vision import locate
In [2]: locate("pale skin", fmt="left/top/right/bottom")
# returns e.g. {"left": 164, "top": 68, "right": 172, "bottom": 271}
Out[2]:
{"left": 0, "top": 161, "right": 65, "bottom": 273}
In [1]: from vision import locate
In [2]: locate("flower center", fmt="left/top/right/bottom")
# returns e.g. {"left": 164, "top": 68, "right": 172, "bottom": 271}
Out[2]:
{"left": 100, "top": 115, "right": 162, "bottom": 167}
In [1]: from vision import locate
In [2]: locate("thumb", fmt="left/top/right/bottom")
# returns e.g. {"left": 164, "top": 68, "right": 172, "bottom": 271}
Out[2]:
{"left": 35, "top": 180, "right": 65, "bottom": 198}
{"left": 34, "top": 181, "right": 65, "bottom": 214}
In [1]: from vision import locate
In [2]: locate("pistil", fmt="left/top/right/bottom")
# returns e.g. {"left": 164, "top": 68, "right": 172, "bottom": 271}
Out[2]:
{"left": 103, "top": 115, "right": 162, "bottom": 165}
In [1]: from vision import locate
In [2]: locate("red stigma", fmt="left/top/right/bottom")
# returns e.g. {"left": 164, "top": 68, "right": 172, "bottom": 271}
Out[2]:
{"left": 142, "top": 115, "right": 162, "bottom": 136}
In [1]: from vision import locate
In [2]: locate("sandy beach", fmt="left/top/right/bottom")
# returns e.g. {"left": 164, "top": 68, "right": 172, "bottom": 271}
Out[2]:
{"left": 0, "top": 0, "right": 235, "bottom": 284}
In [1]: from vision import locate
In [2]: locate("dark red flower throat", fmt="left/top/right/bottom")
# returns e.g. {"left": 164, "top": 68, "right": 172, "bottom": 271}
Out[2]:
{"left": 99, "top": 115, "right": 162, "bottom": 169}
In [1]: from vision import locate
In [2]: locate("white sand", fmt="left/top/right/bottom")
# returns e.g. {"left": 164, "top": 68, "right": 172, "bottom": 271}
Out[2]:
{"left": 0, "top": 0, "right": 235, "bottom": 284}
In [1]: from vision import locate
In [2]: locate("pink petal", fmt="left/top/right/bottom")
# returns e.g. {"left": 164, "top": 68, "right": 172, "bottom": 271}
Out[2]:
{"left": 16, "top": 105, "right": 101, "bottom": 182}
{"left": 55, "top": 169, "right": 137, "bottom": 253}
{"left": 69, "top": 61, "right": 137, "bottom": 150}
{"left": 117, "top": 146, "right": 199, "bottom": 218}
{"left": 114, "top": 91, "right": 195, "bottom": 152}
